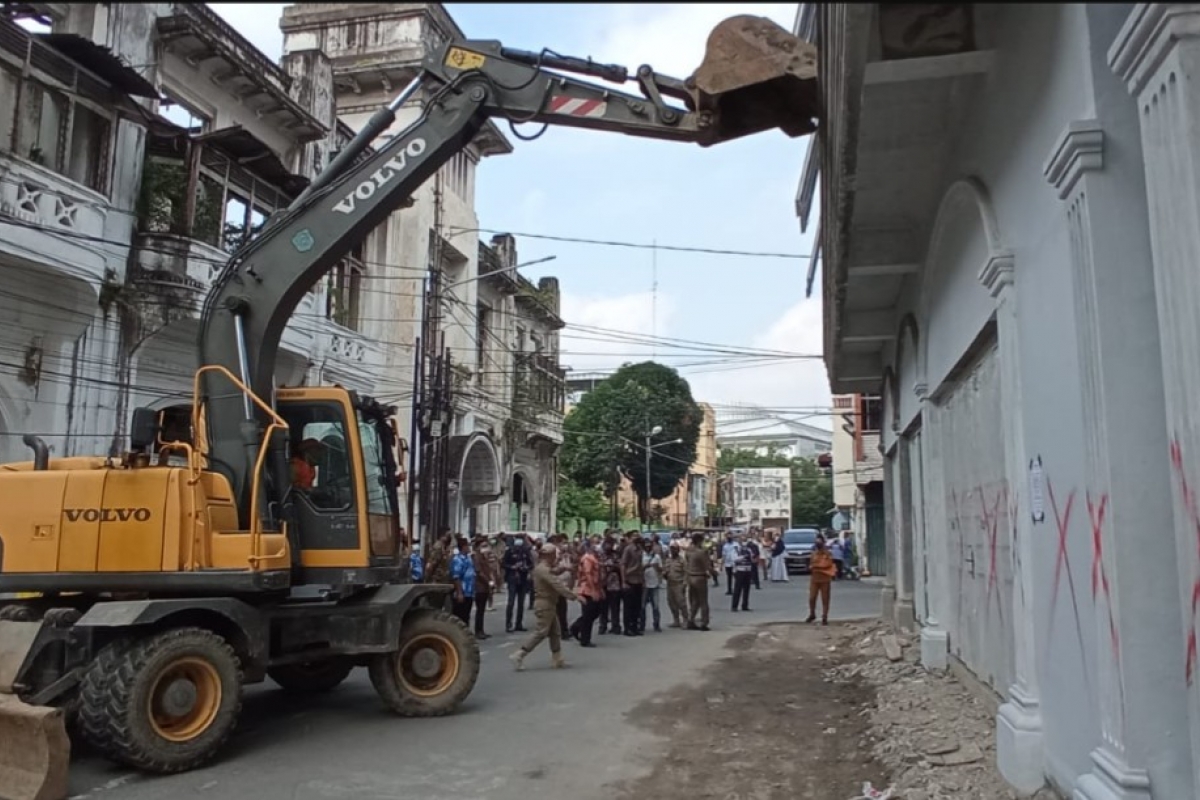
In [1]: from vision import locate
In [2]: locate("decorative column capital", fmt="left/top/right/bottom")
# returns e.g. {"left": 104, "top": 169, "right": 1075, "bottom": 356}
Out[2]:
{"left": 978, "top": 252, "right": 1015, "bottom": 299}
{"left": 1043, "top": 120, "right": 1104, "bottom": 200}
{"left": 1109, "top": 4, "right": 1200, "bottom": 98}
{"left": 912, "top": 381, "right": 928, "bottom": 402}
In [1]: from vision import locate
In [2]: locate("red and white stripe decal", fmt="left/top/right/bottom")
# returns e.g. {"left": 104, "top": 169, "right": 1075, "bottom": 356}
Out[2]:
{"left": 548, "top": 96, "right": 607, "bottom": 118}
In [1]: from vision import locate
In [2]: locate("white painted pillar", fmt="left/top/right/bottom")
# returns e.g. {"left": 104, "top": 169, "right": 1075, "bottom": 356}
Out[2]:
{"left": 1107, "top": 6, "right": 1200, "bottom": 797}
{"left": 979, "top": 253, "right": 1045, "bottom": 794}
{"left": 1045, "top": 112, "right": 1194, "bottom": 799}
{"left": 914, "top": 383, "right": 950, "bottom": 671}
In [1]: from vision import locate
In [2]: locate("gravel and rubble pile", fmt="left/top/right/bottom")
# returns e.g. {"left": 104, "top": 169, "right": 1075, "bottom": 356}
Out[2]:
{"left": 823, "top": 620, "right": 1060, "bottom": 800}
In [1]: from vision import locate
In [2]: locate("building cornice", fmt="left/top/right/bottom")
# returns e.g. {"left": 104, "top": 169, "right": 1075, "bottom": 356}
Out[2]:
{"left": 1043, "top": 119, "right": 1104, "bottom": 200}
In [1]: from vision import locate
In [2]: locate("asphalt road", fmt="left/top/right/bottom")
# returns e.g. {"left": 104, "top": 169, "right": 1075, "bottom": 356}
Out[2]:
{"left": 68, "top": 575, "right": 882, "bottom": 800}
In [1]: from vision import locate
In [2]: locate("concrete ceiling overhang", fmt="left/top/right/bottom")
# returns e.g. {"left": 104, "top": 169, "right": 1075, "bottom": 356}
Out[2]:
{"left": 814, "top": 4, "right": 995, "bottom": 395}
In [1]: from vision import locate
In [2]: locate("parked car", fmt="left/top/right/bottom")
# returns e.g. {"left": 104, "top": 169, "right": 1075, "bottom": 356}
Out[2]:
{"left": 780, "top": 527, "right": 820, "bottom": 574}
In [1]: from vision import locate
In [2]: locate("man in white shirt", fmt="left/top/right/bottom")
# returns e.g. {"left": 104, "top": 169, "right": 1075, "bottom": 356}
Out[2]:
{"left": 641, "top": 538, "right": 665, "bottom": 633}
{"left": 721, "top": 532, "right": 739, "bottom": 596}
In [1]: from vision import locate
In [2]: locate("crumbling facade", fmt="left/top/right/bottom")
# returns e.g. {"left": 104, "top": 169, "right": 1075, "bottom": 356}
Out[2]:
{"left": 279, "top": 3, "right": 561, "bottom": 538}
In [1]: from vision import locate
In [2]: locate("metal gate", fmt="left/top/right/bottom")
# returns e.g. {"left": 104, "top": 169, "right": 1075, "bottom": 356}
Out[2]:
{"left": 865, "top": 503, "right": 887, "bottom": 576}
{"left": 928, "top": 343, "right": 1015, "bottom": 694}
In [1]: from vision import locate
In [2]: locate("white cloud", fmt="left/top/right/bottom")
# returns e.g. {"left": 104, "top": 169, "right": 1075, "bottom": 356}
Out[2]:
{"left": 558, "top": 291, "right": 676, "bottom": 373}
{"left": 686, "top": 298, "right": 832, "bottom": 424}
{"left": 585, "top": 3, "right": 798, "bottom": 78}
{"left": 209, "top": 4, "right": 286, "bottom": 61}
{"left": 558, "top": 293, "right": 832, "bottom": 426}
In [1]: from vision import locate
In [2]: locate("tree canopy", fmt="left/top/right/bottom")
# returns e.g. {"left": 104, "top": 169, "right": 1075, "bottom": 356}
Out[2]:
{"left": 556, "top": 480, "right": 610, "bottom": 523}
{"left": 561, "top": 362, "right": 701, "bottom": 518}
{"left": 717, "top": 446, "right": 834, "bottom": 527}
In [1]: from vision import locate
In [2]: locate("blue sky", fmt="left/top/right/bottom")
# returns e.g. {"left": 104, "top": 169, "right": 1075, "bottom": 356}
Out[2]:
{"left": 210, "top": 3, "right": 828, "bottom": 419}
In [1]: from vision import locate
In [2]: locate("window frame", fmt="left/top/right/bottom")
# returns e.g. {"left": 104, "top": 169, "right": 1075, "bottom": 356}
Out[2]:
{"left": 0, "top": 25, "right": 116, "bottom": 195}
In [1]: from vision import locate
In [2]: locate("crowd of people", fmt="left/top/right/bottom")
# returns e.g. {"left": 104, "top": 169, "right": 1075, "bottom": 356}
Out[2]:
{"left": 407, "top": 526, "right": 855, "bottom": 669}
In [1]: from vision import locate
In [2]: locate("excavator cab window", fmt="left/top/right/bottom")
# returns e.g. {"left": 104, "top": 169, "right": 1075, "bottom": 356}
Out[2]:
{"left": 277, "top": 400, "right": 361, "bottom": 552}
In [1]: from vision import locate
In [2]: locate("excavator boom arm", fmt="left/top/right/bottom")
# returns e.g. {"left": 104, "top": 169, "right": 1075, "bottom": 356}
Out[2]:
{"left": 197, "top": 16, "right": 816, "bottom": 527}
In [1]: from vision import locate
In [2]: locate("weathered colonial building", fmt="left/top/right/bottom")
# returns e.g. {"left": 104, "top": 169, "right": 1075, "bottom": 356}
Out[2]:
{"left": 0, "top": 2, "right": 564, "bottom": 540}
{"left": 829, "top": 393, "right": 885, "bottom": 574}
{"left": 802, "top": 3, "right": 1200, "bottom": 797}
{"left": 279, "top": 3, "right": 562, "bottom": 538}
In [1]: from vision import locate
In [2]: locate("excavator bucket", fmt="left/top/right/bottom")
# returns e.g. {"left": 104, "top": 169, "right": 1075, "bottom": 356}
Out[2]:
{"left": 690, "top": 14, "right": 819, "bottom": 145}
{"left": 0, "top": 620, "right": 70, "bottom": 800}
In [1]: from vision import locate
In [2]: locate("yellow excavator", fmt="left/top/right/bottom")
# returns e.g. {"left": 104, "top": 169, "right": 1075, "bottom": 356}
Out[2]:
{"left": 0, "top": 14, "right": 816, "bottom": 800}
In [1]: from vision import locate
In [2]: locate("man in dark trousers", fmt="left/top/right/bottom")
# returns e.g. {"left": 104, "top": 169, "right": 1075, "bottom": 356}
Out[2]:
{"left": 746, "top": 535, "right": 762, "bottom": 591}
{"left": 686, "top": 532, "right": 716, "bottom": 630}
{"left": 731, "top": 534, "right": 754, "bottom": 612}
{"left": 569, "top": 540, "right": 604, "bottom": 647}
{"left": 600, "top": 537, "right": 623, "bottom": 635}
{"left": 502, "top": 534, "right": 534, "bottom": 632}
{"left": 620, "top": 532, "right": 646, "bottom": 636}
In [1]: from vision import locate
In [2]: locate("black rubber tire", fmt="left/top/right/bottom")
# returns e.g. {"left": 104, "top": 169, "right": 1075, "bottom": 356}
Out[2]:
{"left": 78, "top": 627, "right": 243, "bottom": 774}
{"left": 368, "top": 608, "right": 480, "bottom": 717}
{"left": 267, "top": 660, "right": 354, "bottom": 694}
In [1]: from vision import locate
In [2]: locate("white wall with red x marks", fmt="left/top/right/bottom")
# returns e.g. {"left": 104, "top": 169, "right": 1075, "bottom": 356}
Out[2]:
{"left": 808, "top": 2, "right": 1200, "bottom": 798}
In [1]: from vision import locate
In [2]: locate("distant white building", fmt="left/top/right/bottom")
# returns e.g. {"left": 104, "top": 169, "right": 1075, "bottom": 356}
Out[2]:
{"left": 725, "top": 467, "right": 791, "bottom": 530}
{"left": 715, "top": 404, "right": 832, "bottom": 460}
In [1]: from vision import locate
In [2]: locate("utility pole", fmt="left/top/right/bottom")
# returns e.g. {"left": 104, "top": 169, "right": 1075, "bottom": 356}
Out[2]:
{"left": 416, "top": 171, "right": 453, "bottom": 555}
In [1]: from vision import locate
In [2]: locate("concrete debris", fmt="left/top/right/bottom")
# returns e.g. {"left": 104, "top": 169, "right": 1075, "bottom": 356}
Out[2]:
{"left": 881, "top": 634, "right": 903, "bottom": 662}
{"left": 850, "top": 782, "right": 896, "bottom": 799}
{"left": 827, "top": 619, "right": 1057, "bottom": 800}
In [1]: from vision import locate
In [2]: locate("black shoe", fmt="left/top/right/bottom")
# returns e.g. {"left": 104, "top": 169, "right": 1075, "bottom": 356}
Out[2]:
{"left": 687, "top": 623, "right": 699, "bottom": 630}
{"left": 580, "top": 642, "right": 597, "bottom": 648}
{"left": 731, "top": 608, "right": 738, "bottom": 613}
{"left": 515, "top": 625, "right": 527, "bottom": 632}
{"left": 805, "top": 615, "right": 816, "bottom": 624}
{"left": 725, "top": 592, "right": 733, "bottom": 596}
{"left": 742, "top": 608, "right": 751, "bottom": 612}
{"left": 506, "top": 626, "right": 513, "bottom": 633}
{"left": 653, "top": 626, "right": 662, "bottom": 633}
{"left": 822, "top": 619, "right": 829, "bottom": 626}
{"left": 699, "top": 625, "right": 710, "bottom": 631}
{"left": 624, "top": 631, "right": 637, "bottom": 637}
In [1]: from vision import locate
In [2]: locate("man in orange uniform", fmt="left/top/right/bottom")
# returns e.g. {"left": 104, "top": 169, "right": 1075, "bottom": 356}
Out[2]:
{"left": 806, "top": 533, "right": 838, "bottom": 625}
{"left": 290, "top": 438, "right": 321, "bottom": 489}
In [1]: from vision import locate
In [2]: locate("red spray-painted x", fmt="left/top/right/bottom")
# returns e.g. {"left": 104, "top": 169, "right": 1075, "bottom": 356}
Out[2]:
{"left": 979, "top": 485, "right": 1005, "bottom": 625}
{"left": 1168, "top": 437, "right": 1200, "bottom": 686}
{"left": 1045, "top": 478, "right": 1090, "bottom": 695}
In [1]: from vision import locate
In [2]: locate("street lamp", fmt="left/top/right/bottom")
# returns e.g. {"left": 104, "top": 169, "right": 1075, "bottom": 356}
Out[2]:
{"left": 443, "top": 255, "right": 557, "bottom": 291}
{"left": 643, "top": 425, "right": 682, "bottom": 528}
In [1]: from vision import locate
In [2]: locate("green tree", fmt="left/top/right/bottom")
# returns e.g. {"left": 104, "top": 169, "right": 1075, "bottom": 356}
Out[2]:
{"left": 556, "top": 480, "right": 610, "bottom": 523}
{"left": 717, "top": 446, "right": 833, "bottom": 527}
{"left": 561, "top": 361, "right": 701, "bottom": 522}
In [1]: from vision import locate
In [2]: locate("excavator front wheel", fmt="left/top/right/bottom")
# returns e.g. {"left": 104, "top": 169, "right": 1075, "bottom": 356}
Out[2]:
{"left": 368, "top": 608, "right": 479, "bottom": 717}
{"left": 78, "top": 627, "right": 243, "bottom": 774}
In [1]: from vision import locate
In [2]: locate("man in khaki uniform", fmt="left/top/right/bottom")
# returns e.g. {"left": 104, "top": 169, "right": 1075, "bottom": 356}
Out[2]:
{"left": 663, "top": 542, "right": 689, "bottom": 628}
{"left": 685, "top": 532, "right": 716, "bottom": 631}
{"left": 511, "top": 544, "right": 578, "bottom": 670}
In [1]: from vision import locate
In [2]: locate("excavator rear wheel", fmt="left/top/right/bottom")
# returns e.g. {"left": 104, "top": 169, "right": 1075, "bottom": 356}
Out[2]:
{"left": 267, "top": 659, "right": 354, "bottom": 694}
{"left": 78, "top": 627, "right": 243, "bottom": 774}
{"left": 368, "top": 608, "right": 479, "bottom": 717}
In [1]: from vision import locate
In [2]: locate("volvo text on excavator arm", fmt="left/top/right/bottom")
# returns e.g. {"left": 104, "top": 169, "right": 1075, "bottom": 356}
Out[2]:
{"left": 199, "top": 15, "right": 818, "bottom": 530}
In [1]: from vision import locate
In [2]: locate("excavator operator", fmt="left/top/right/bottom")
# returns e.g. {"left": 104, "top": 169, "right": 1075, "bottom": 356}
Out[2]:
{"left": 290, "top": 438, "right": 323, "bottom": 491}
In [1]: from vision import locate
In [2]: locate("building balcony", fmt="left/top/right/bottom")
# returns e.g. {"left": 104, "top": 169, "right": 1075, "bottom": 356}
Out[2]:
{"left": 0, "top": 153, "right": 112, "bottom": 283}
{"left": 313, "top": 318, "right": 385, "bottom": 393}
{"left": 513, "top": 352, "right": 565, "bottom": 445}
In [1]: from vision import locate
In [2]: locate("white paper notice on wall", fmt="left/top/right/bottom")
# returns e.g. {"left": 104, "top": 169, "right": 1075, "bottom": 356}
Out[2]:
{"left": 1028, "top": 456, "right": 1046, "bottom": 524}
